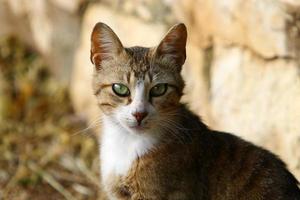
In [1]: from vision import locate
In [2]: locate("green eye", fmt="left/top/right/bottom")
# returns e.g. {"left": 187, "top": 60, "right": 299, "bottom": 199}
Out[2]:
{"left": 150, "top": 83, "right": 168, "bottom": 97}
{"left": 112, "top": 83, "right": 130, "bottom": 97}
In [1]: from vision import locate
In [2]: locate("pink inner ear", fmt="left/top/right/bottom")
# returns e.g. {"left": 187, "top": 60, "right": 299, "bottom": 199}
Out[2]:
{"left": 91, "top": 39, "right": 116, "bottom": 65}
{"left": 90, "top": 52, "right": 111, "bottom": 69}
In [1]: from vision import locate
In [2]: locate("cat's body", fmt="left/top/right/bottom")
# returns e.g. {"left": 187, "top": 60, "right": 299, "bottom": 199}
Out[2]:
{"left": 100, "top": 105, "right": 300, "bottom": 200}
{"left": 90, "top": 22, "right": 300, "bottom": 199}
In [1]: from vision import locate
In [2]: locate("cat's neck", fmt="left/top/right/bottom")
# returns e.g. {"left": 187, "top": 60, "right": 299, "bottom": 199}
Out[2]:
{"left": 99, "top": 105, "right": 207, "bottom": 183}
{"left": 100, "top": 116, "right": 158, "bottom": 182}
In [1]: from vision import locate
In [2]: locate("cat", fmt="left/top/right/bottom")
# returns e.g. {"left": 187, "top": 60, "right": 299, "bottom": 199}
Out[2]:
{"left": 90, "top": 22, "right": 300, "bottom": 200}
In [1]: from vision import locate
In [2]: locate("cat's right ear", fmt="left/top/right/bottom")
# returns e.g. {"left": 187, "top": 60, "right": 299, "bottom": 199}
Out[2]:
{"left": 90, "top": 22, "right": 124, "bottom": 70}
{"left": 154, "top": 23, "right": 187, "bottom": 70}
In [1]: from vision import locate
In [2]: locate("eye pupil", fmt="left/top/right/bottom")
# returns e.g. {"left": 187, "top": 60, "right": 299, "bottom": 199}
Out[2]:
{"left": 112, "top": 83, "right": 130, "bottom": 97}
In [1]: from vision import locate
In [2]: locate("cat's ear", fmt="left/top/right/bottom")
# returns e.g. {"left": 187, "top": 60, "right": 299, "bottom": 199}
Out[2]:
{"left": 90, "top": 22, "right": 124, "bottom": 69}
{"left": 155, "top": 23, "right": 187, "bottom": 69}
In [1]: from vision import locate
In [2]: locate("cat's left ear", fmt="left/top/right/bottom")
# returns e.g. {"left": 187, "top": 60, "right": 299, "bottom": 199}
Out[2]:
{"left": 155, "top": 23, "right": 187, "bottom": 69}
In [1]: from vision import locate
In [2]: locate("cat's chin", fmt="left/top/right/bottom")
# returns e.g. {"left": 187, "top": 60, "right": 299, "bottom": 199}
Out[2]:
{"left": 125, "top": 124, "right": 151, "bottom": 135}
{"left": 129, "top": 125, "right": 147, "bottom": 132}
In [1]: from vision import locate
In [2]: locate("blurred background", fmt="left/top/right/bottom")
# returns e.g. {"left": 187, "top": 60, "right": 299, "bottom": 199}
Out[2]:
{"left": 0, "top": 0, "right": 300, "bottom": 199}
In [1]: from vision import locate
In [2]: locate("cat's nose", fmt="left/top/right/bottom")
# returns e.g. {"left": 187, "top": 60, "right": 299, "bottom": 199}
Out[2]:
{"left": 132, "top": 112, "right": 148, "bottom": 125}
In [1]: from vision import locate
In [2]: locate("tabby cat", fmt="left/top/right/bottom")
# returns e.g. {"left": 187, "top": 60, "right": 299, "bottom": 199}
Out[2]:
{"left": 90, "top": 22, "right": 300, "bottom": 200}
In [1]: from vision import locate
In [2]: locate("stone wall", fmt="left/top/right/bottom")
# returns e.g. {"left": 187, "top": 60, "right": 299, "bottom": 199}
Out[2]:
{"left": 0, "top": 0, "right": 82, "bottom": 83}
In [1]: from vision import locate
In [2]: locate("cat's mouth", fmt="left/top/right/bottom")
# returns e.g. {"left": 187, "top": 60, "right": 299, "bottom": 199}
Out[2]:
{"left": 129, "top": 125, "right": 147, "bottom": 130}
{"left": 128, "top": 124, "right": 150, "bottom": 132}
{"left": 122, "top": 119, "right": 151, "bottom": 133}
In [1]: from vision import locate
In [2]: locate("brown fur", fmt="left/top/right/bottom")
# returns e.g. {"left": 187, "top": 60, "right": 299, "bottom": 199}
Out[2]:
{"left": 91, "top": 22, "right": 300, "bottom": 200}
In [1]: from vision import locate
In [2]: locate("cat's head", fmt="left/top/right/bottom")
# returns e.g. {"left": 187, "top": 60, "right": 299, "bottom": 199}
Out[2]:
{"left": 90, "top": 22, "right": 187, "bottom": 135}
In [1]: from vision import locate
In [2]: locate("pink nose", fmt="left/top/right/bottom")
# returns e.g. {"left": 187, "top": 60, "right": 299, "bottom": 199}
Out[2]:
{"left": 132, "top": 112, "right": 148, "bottom": 125}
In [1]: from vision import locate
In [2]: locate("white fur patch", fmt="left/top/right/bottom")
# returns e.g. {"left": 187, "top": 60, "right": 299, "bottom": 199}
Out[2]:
{"left": 100, "top": 116, "right": 157, "bottom": 183}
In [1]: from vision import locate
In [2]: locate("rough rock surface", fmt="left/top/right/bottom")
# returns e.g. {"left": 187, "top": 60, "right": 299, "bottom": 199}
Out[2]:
{"left": 0, "top": 0, "right": 81, "bottom": 83}
{"left": 174, "top": 0, "right": 300, "bottom": 59}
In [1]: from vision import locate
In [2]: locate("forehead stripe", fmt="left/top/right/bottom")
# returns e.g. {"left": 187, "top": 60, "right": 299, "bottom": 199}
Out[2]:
{"left": 94, "top": 84, "right": 112, "bottom": 95}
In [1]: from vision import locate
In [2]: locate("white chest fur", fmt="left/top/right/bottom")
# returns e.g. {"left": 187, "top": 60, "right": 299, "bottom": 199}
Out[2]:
{"left": 100, "top": 117, "right": 157, "bottom": 183}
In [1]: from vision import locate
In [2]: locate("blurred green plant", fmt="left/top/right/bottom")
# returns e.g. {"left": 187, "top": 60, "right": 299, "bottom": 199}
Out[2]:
{"left": 0, "top": 37, "right": 101, "bottom": 200}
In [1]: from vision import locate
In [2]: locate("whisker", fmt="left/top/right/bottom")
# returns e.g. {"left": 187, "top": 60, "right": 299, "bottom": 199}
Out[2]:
{"left": 153, "top": 117, "right": 188, "bottom": 143}
{"left": 160, "top": 111, "right": 204, "bottom": 132}
{"left": 159, "top": 124, "right": 186, "bottom": 144}
{"left": 161, "top": 119, "right": 190, "bottom": 141}
{"left": 71, "top": 117, "right": 103, "bottom": 137}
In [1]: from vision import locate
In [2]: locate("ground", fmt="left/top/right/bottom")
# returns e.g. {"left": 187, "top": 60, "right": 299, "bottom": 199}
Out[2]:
{"left": 0, "top": 37, "right": 102, "bottom": 199}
